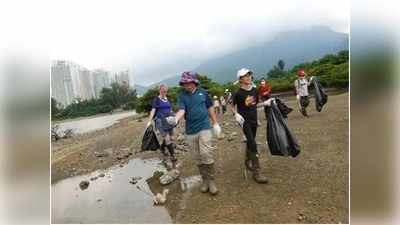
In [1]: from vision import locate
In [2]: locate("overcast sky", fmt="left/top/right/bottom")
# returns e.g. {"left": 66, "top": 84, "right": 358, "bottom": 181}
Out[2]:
{"left": 1, "top": 0, "right": 349, "bottom": 86}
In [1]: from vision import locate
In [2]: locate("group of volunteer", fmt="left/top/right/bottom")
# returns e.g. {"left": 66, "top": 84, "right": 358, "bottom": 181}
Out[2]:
{"left": 144, "top": 68, "right": 317, "bottom": 196}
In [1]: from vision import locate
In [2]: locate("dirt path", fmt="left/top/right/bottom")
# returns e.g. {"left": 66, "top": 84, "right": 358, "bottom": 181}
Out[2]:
{"left": 51, "top": 92, "right": 349, "bottom": 223}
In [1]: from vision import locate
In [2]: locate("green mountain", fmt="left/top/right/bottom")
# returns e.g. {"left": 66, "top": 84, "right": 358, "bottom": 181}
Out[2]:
{"left": 154, "top": 26, "right": 348, "bottom": 87}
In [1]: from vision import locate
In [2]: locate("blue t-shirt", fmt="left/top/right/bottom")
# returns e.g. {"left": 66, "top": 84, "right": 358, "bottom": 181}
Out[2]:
{"left": 152, "top": 97, "right": 172, "bottom": 119}
{"left": 177, "top": 88, "right": 213, "bottom": 135}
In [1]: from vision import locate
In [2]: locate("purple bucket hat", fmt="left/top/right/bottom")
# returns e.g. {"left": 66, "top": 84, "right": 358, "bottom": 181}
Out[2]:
{"left": 179, "top": 71, "right": 200, "bottom": 86}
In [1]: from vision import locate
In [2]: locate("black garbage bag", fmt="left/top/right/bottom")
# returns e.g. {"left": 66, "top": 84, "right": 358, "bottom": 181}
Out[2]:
{"left": 275, "top": 98, "right": 293, "bottom": 118}
{"left": 266, "top": 102, "right": 300, "bottom": 157}
{"left": 141, "top": 125, "right": 160, "bottom": 151}
{"left": 312, "top": 77, "right": 328, "bottom": 112}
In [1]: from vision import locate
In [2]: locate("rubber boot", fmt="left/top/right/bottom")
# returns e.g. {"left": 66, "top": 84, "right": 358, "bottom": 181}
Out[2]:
{"left": 301, "top": 107, "right": 309, "bottom": 117}
{"left": 160, "top": 140, "right": 168, "bottom": 156}
{"left": 198, "top": 164, "right": 209, "bottom": 193}
{"left": 245, "top": 150, "right": 254, "bottom": 171}
{"left": 206, "top": 163, "right": 218, "bottom": 195}
{"left": 166, "top": 143, "right": 177, "bottom": 162}
{"left": 251, "top": 153, "right": 269, "bottom": 184}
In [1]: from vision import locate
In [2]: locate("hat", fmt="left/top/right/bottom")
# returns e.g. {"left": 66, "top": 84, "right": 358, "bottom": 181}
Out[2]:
{"left": 213, "top": 96, "right": 218, "bottom": 99}
{"left": 179, "top": 71, "right": 199, "bottom": 86}
{"left": 236, "top": 68, "right": 253, "bottom": 79}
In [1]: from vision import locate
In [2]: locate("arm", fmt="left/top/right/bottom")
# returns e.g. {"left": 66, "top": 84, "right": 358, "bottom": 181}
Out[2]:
{"left": 308, "top": 76, "right": 314, "bottom": 86}
{"left": 146, "top": 108, "right": 156, "bottom": 127}
{"left": 175, "top": 109, "right": 185, "bottom": 123}
{"left": 294, "top": 80, "right": 299, "bottom": 95}
{"left": 229, "top": 102, "right": 238, "bottom": 115}
{"left": 229, "top": 101, "right": 245, "bottom": 127}
{"left": 148, "top": 108, "right": 156, "bottom": 122}
{"left": 208, "top": 107, "right": 218, "bottom": 125}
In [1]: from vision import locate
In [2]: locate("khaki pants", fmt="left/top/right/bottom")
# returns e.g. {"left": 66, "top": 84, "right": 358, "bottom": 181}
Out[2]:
{"left": 185, "top": 129, "right": 214, "bottom": 165}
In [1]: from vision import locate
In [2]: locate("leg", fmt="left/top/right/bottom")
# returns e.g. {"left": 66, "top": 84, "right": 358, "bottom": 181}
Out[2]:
{"left": 242, "top": 122, "right": 257, "bottom": 170}
{"left": 186, "top": 133, "right": 209, "bottom": 193}
{"left": 165, "top": 133, "right": 177, "bottom": 163}
{"left": 199, "top": 130, "right": 218, "bottom": 195}
{"left": 243, "top": 122, "right": 268, "bottom": 184}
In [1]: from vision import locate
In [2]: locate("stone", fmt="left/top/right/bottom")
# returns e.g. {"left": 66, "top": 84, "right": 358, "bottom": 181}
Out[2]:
{"left": 94, "top": 151, "right": 109, "bottom": 158}
{"left": 79, "top": 180, "right": 89, "bottom": 190}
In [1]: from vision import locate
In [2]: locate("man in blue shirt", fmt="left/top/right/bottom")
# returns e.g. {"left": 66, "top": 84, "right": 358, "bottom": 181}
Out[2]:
{"left": 174, "top": 71, "right": 222, "bottom": 195}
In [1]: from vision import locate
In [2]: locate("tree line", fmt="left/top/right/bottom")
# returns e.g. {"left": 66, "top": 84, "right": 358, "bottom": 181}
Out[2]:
{"left": 51, "top": 82, "right": 137, "bottom": 121}
{"left": 52, "top": 50, "right": 348, "bottom": 120}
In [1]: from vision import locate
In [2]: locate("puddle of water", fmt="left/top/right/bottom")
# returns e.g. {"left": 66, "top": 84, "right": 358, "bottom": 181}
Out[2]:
{"left": 55, "top": 110, "right": 136, "bottom": 134}
{"left": 51, "top": 158, "right": 171, "bottom": 224}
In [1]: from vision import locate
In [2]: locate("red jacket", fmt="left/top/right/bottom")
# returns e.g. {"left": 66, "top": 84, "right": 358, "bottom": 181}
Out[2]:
{"left": 258, "top": 83, "right": 272, "bottom": 100}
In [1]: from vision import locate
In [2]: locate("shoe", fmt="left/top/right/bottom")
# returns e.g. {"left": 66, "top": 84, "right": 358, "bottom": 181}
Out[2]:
{"left": 251, "top": 154, "right": 269, "bottom": 184}
{"left": 198, "top": 164, "right": 209, "bottom": 193}
{"left": 206, "top": 163, "right": 218, "bottom": 195}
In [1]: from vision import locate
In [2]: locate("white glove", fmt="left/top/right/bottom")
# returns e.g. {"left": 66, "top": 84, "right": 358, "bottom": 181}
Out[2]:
{"left": 146, "top": 121, "right": 152, "bottom": 128}
{"left": 212, "top": 123, "right": 222, "bottom": 136}
{"left": 310, "top": 76, "right": 314, "bottom": 82}
{"left": 234, "top": 113, "right": 245, "bottom": 127}
{"left": 262, "top": 98, "right": 275, "bottom": 107}
{"left": 296, "top": 95, "right": 300, "bottom": 100}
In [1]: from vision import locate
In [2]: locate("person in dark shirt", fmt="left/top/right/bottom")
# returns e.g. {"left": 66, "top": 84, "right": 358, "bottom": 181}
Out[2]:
{"left": 230, "top": 68, "right": 273, "bottom": 184}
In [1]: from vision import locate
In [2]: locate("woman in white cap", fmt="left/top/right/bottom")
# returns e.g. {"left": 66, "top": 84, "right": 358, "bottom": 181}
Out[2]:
{"left": 230, "top": 68, "right": 272, "bottom": 183}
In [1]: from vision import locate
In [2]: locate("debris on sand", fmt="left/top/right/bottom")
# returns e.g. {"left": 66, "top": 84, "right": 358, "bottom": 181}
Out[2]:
{"left": 154, "top": 189, "right": 169, "bottom": 205}
{"left": 79, "top": 180, "right": 90, "bottom": 190}
{"left": 129, "top": 176, "right": 142, "bottom": 184}
{"left": 160, "top": 169, "right": 180, "bottom": 185}
{"left": 94, "top": 151, "right": 109, "bottom": 158}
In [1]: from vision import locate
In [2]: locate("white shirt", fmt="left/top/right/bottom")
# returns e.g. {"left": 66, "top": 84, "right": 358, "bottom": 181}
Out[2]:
{"left": 295, "top": 78, "right": 311, "bottom": 97}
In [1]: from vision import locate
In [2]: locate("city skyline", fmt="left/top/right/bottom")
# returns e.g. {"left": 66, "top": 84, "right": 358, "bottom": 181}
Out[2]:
{"left": 51, "top": 60, "right": 131, "bottom": 107}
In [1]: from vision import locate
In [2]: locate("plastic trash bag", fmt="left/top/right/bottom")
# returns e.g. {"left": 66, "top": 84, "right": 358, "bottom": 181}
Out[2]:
{"left": 266, "top": 102, "right": 300, "bottom": 157}
{"left": 275, "top": 98, "right": 293, "bottom": 118}
{"left": 141, "top": 125, "right": 160, "bottom": 151}
{"left": 312, "top": 77, "right": 328, "bottom": 112}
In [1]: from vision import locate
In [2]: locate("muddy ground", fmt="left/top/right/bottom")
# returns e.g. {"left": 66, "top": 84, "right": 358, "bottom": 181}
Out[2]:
{"left": 51, "top": 92, "right": 349, "bottom": 224}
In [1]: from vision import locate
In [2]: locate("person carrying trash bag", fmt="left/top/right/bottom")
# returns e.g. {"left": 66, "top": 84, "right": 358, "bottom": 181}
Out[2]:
{"left": 230, "top": 68, "right": 272, "bottom": 184}
{"left": 294, "top": 69, "right": 314, "bottom": 117}
{"left": 311, "top": 76, "right": 328, "bottom": 112}
{"left": 266, "top": 99, "right": 301, "bottom": 157}
{"left": 146, "top": 84, "right": 177, "bottom": 163}
{"left": 171, "top": 71, "right": 222, "bottom": 195}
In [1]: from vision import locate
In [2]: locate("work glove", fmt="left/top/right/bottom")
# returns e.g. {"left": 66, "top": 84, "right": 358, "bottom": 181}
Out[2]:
{"left": 262, "top": 98, "right": 276, "bottom": 107}
{"left": 212, "top": 123, "right": 222, "bottom": 137}
{"left": 234, "top": 113, "right": 245, "bottom": 127}
{"left": 296, "top": 95, "right": 300, "bottom": 100}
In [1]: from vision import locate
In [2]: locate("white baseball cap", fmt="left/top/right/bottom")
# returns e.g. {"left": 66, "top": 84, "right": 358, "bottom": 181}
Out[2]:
{"left": 236, "top": 68, "right": 253, "bottom": 79}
